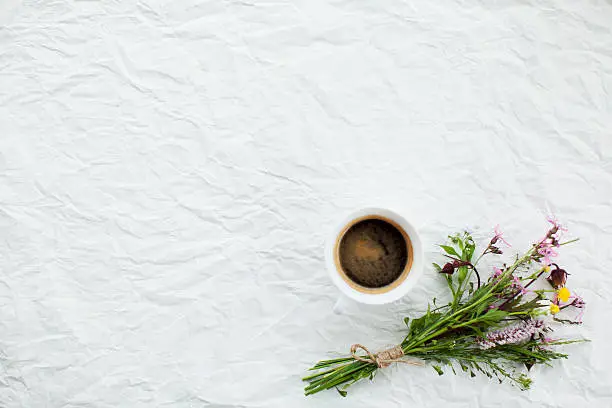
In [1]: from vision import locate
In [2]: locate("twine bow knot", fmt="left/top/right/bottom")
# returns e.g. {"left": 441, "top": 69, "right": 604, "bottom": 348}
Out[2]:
{"left": 350, "top": 344, "right": 423, "bottom": 368}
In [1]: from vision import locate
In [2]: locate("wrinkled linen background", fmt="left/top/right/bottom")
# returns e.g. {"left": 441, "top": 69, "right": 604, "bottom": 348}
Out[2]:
{"left": 1, "top": 1, "right": 611, "bottom": 407}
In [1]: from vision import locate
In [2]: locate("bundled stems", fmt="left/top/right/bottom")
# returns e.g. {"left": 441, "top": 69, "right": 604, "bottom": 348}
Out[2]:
{"left": 303, "top": 226, "right": 584, "bottom": 396}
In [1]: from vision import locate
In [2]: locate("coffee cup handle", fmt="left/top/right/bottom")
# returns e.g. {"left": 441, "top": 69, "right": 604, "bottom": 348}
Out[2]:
{"left": 333, "top": 295, "right": 353, "bottom": 315}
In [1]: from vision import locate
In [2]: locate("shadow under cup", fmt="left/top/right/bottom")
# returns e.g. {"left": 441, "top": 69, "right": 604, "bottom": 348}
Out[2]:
{"left": 333, "top": 215, "right": 414, "bottom": 294}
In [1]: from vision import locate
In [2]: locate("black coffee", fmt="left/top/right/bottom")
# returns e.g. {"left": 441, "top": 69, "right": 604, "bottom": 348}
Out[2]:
{"left": 338, "top": 218, "right": 408, "bottom": 288}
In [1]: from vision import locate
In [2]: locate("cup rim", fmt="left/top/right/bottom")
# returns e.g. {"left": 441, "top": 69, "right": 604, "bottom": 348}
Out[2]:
{"left": 325, "top": 207, "right": 423, "bottom": 304}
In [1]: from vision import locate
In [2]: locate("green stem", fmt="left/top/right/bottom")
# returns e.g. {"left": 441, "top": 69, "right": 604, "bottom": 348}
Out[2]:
{"left": 452, "top": 266, "right": 472, "bottom": 308}
{"left": 404, "top": 248, "right": 537, "bottom": 351}
{"left": 473, "top": 248, "right": 490, "bottom": 267}
{"left": 559, "top": 238, "right": 579, "bottom": 246}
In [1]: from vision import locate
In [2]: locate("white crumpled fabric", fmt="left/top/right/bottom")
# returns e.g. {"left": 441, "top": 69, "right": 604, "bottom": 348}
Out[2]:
{"left": 1, "top": 1, "right": 611, "bottom": 407}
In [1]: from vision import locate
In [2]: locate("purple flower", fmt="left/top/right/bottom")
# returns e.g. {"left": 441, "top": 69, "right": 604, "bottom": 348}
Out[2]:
{"left": 477, "top": 319, "right": 546, "bottom": 350}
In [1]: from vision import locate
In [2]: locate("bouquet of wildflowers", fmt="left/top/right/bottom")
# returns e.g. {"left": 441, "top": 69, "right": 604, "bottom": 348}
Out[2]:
{"left": 303, "top": 218, "right": 586, "bottom": 396}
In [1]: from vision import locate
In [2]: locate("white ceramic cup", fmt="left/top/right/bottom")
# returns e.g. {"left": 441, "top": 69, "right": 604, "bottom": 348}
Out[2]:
{"left": 326, "top": 207, "right": 423, "bottom": 308}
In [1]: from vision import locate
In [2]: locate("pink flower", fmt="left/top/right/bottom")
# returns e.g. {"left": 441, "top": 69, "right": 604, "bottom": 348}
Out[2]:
{"left": 538, "top": 245, "right": 558, "bottom": 265}
{"left": 547, "top": 216, "right": 568, "bottom": 233}
{"left": 537, "top": 216, "right": 568, "bottom": 249}
{"left": 493, "top": 225, "right": 511, "bottom": 247}
{"left": 512, "top": 275, "right": 528, "bottom": 295}
{"left": 491, "top": 267, "right": 503, "bottom": 280}
{"left": 569, "top": 295, "right": 586, "bottom": 323}
{"left": 571, "top": 295, "right": 585, "bottom": 309}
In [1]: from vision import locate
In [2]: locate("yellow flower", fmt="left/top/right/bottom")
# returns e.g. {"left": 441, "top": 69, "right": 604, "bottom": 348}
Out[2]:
{"left": 558, "top": 287, "right": 570, "bottom": 302}
{"left": 542, "top": 265, "right": 551, "bottom": 273}
{"left": 550, "top": 304, "right": 560, "bottom": 315}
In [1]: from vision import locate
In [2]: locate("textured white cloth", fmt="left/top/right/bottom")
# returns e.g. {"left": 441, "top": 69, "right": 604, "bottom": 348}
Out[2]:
{"left": 1, "top": 1, "right": 611, "bottom": 407}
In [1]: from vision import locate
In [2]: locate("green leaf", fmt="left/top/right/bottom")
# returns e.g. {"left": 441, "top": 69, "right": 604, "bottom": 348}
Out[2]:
{"left": 465, "top": 236, "right": 476, "bottom": 260}
{"left": 439, "top": 245, "right": 459, "bottom": 257}
{"left": 336, "top": 388, "right": 347, "bottom": 397}
{"left": 500, "top": 296, "right": 522, "bottom": 311}
{"left": 507, "top": 297, "right": 546, "bottom": 314}
{"left": 479, "top": 309, "right": 508, "bottom": 324}
{"left": 433, "top": 365, "right": 444, "bottom": 376}
{"left": 409, "top": 311, "right": 443, "bottom": 338}
{"left": 432, "top": 263, "right": 442, "bottom": 272}
{"left": 472, "top": 299, "right": 491, "bottom": 317}
{"left": 404, "top": 317, "right": 410, "bottom": 327}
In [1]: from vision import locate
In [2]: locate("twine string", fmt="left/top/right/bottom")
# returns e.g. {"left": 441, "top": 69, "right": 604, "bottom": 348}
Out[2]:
{"left": 350, "top": 344, "right": 423, "bottom": 368}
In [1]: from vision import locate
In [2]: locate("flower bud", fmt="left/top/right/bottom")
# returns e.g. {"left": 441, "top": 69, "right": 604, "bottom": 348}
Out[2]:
{"left": 440, "top": 262, "right": 455, "bottom": 274}
{"left": 546, "top": 266, "right": 567, "bottom": 289}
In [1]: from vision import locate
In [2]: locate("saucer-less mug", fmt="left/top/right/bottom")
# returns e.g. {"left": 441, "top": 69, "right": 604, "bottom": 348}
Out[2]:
{"left": 326, "top": 207, "right": 424, "bottom": 307}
